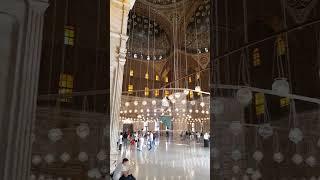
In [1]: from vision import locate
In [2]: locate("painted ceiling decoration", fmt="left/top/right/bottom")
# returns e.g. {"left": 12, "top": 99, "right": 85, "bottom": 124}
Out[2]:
{"left": 185, "top": 0, "right": 210, "bottom": 54}
{"left": 127, "top": 12, "right": 171, "bottom": 61}
{"left": 287, "top": 0, "right": 318, "bottom": 24}
{"left": 146, "top": 0, "right": 184, "bottom": 5}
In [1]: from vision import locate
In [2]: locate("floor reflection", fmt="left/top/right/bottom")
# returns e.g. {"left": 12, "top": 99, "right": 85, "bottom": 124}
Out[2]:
{"left": 117, "top": 138, "right": 210, "bottom": 180}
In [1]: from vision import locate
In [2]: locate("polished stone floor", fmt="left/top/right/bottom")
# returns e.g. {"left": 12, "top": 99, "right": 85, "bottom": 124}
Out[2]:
{"left": 116, "top": 137, "right": 210, "bottom": 180}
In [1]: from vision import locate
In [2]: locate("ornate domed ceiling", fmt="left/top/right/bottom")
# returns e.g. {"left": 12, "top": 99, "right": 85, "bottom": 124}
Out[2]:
{"left": 127, "top": 12, "right": 171, "bottom": 61}
{"left": 145, "top": 0, "right": 184, "bottom": 5}
{"left": 185, "top": 0, "right": 210, "bottom": 54}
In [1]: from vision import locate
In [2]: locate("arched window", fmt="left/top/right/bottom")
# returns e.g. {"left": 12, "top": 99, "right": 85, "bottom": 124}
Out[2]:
{"left": 129, "top": 69, "right": 134, "bottom": 76}
{"left": 255, "top": 93, "right": 264, "bottom": 115}
{"left": 154, "top": 89, "right": 159, "bottom": 97}
{"left": 144, "top": 87, "right": 150, "bottom": 96}
{"left": 128, "top": 84, "right": 133, "bottom": 94}
{"left": 165, "top": 76, "right": 169, "bottom": 82}
{"left": 276, "top": 36, "right": 286, "bottom": 56}
{"left": 280, "top": 97, "right": 289, "bottom": 107}
{"left": 59, "top": 73, "right": 73, "bottom": 102}
{"left": 252, "top": 48, "right": 261, "bottom": 67}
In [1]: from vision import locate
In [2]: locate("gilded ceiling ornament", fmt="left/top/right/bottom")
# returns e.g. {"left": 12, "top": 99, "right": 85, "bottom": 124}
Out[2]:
{"left": 287, "top": 0, "right": 318, "bottom": 24}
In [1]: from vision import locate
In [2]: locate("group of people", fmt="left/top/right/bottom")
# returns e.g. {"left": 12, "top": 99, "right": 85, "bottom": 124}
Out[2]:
{"left": 180, "top": 131, "right": 210, "bottom": 147}
{"left": 118, "top": 130, "right": 158, "bottom": 152}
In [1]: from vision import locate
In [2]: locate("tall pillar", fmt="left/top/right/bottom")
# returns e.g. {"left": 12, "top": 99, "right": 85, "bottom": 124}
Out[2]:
{"left": 0, "top": 0, "right": 48, "bottom": 179}
{"left": 109, "top": 0, "right": 135, "bottom": 161}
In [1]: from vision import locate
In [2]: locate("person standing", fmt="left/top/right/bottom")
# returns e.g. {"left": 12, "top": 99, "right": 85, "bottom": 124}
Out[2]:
{"left": 149, "top": 132, "right": 154, "bottom": 150}
{"left": 119, "top": 133, "right": 123, "bottom": 151}
{"left": 204, "top": 132, "right": 210, "bottom": 147}
{"left": 123, "top": 131, "right": 128, "bottom": 149}
{"left": 197, "top": 132, "right": 201, "bottom": 143}
{"left": 138, "top": 133, "right": 144, "bottom": 151}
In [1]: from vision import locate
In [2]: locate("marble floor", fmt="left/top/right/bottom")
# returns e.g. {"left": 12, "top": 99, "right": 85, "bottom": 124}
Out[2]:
{"left": 116, "top": 138, "right": 210, "bottom": 180}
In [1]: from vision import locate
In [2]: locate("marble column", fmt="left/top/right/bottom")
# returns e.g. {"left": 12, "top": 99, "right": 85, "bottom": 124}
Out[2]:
{"left": 0, "top": 0, "right": 48, "bottom": 179}
{"left": 109, "top": 0, "right": 135, "bottom": 161}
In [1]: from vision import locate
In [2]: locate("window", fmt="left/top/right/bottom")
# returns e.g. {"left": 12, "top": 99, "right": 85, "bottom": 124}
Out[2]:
{"left": 165, "top": 76, "right": 169, "bottom": 83}
{"left": 189, "top": 91, "right": 194, "bottom": 98}
{"left": 59, "top": 73, "right": 73, "bottom": 102}
{"left": 145, "top": 87, "right": 150, "bottom": 96}
{"left": 155, "top": 75, "right": 159, "bottom": 81}
{"left": 130, "top": 70, "right": 134, "bottom": 76}
{"left": 165, "top": 90, "right": 170, "bottom": 96}
{"left": 145, "top": 73, "right": 149, "bottom": 80}
{"left": 128, "top": 84, "right": 133, "bottom": 94}
{"left": 276, "top": 36, "right": 286, "bottom": 56}
{"left": 280, "top": 97, "right": 289, "bottom": 107}
{"left": 64, "top": 26, "right": 75, "bottom": 46}
{"left": 255, "top": 93, "right": 264, "bottom": 115}
{"left": 189, "top": 77, "right": 192, "bottom": 83}
{"left": 154, "top": 89, "right": 159, "bottom": 97}
{"left": 252, "top": 48, "right": 261, "bottom": 66}
{"left": 196, "top": 73, "right": 200, "bottom": 80}
{"left": 192, "top": 123, "right": 195, "bottom": 132}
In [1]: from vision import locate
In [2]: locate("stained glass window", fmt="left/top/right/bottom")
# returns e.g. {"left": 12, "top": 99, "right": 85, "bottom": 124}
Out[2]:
{"left": 253, "top": 48, "right": 261, "bottom": 66}
{"left": 64, "top": 26, "right": 75, "bottom": 46}
{"left": 59, "top": 73, "right": 73, "bottom": 102}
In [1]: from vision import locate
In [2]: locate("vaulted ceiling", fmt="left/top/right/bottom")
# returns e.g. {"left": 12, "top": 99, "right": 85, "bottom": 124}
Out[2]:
{"left": 125, "top": 0, "right": 211, "bottom": 83}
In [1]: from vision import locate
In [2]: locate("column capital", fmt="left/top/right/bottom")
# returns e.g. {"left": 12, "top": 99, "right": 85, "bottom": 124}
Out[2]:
{"left": 111, "top": 0, "right": 135, "bottom": 11}
{"left": 28, "top": 0, "right": 49, "bottom": 14}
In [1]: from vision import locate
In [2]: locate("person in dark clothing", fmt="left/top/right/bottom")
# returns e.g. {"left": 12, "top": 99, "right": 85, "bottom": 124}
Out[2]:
{"left": 123, "top": 132, "right": 128, "bottom": 149}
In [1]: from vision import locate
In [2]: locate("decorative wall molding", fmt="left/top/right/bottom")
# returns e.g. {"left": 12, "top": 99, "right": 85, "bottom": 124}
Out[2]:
{"left": 287, "top": 0, "right": 318, "bottom": 24}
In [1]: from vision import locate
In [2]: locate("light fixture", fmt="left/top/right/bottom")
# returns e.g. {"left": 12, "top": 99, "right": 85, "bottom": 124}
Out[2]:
{"left": 190, "top": 101, "right": 196, "bottom": 105}
{"left": 134, "top": 109, "right": 138, "bottom": 113}
{"left": 174, "top": 92, "right": 181, "bottom": 98}
{"left": 189, "top": 109, "right": 193, "bottom": 113}
{"left": 129, "top": 110, "right": 132, "bottom": 113}
{"left": 195, "top": 110, "right": 199, "bottom": 113}
{"left": 134, "top": 101, "right": 139, "bottom": 106}
{"left": 200, "top": 102, "right": 205, "bottom": 107}
{"left": 147, "top": 109, "right": 150, "bottom": 112}
{"left": 125, "top": 102, "right": 130, "bottom": 107}
{"left": 168, "top": 94, "right": 174, "bottom": 100}
{"left": 195, "top": 86, "right": 201, "bottom": 92}
{"left": 152, "top": 100, "right": 156, "bottom": 105}
{"left": 140, "top": 109, "right": 144, "bottom": 113}
{"left": 142, "top": 101, "right": 147, "bottom": 106}
{"left": 183, "top": 89, "right": 189, "bottom": 95}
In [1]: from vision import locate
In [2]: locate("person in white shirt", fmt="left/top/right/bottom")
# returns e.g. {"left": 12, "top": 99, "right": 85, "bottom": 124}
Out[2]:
{"left": 149, "top": 132, "right": 154, "bottom": 150}
{"left": 197, "top": 132, "right": 201, "bottom": 142}
{"left": 138, "top": 133, "right": 144, "bottom": 151}
{"left": 112, "top": 158, "right": 131, "bottom": 180}
{"left": 203, "top": 132, "right": 210, "bottom": 147}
